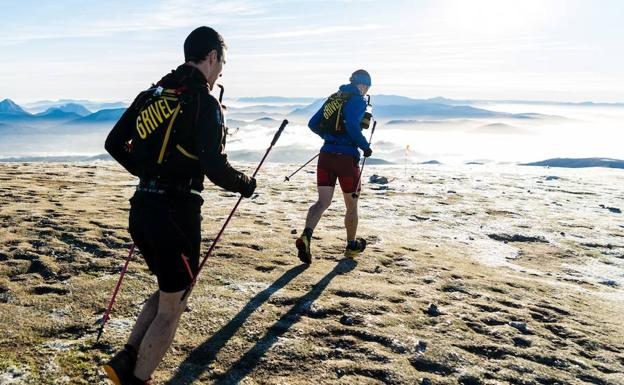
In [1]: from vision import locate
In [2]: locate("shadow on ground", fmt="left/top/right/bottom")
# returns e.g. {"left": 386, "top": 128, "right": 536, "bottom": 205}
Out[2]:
{"left": 165, "top": 258, "right": 357, "bottom": 385}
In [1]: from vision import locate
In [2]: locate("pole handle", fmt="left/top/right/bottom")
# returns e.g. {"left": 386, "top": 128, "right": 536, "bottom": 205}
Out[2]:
{"left": 217, "top": 84, "right": 225, "bottom": 104}
{"left": 271, "top": 119, "right": 289, "bottom": 146}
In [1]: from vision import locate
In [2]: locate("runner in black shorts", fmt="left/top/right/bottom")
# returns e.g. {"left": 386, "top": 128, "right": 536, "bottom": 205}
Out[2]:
{"left": 103, "top": 27, "right": 256, "bottom": 385}
{"left": 296, "top": 70, "right": 374, "bottom": 264}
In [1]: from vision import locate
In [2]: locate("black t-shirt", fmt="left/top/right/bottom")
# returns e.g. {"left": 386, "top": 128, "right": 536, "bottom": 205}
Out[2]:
{"left": 105, "top": 64, "right": 247, "bottom": 195}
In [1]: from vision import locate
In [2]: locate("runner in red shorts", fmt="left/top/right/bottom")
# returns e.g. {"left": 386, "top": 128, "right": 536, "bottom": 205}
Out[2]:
{"left": 296, "top": 70, "right": 373, "bottom": 264}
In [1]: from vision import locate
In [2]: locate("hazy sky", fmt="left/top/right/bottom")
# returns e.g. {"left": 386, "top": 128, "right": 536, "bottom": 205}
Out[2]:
{"left": 2, "top": 0, "right": 623, "bottom": 103}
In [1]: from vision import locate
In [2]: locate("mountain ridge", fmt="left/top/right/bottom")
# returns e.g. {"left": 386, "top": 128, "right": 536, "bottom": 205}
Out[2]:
{"left": 65, "top": 108, "right": 126, "bottom": 125}
{"left": 38, "top": 103, "right": 91, "bottom": 117}
{"left": 522, "top": 157, "right": 624, "bottom": 169}
{"left": 0, "top": 99, "right": 30, "bottom": 116}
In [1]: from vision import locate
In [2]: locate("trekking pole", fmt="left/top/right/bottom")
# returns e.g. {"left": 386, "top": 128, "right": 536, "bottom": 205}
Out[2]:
{"left": 351, "top": 120, "right": 377, "bottom": 199}
{"left": 284, "top": 153, "right": 319, "bottom": 182}
{"left": 181, "top": 119, "right": 289, "bottom": 302}
{"left": 96, "top": 243, "right": 136, "bottom": 343}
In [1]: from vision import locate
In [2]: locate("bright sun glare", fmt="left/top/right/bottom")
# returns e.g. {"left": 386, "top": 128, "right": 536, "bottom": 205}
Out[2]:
{"left": 433, "top": 0, "right": 556, "bottom": 36}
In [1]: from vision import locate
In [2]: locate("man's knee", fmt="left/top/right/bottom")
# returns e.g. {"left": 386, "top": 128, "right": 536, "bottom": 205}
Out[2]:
{"left": 154, "top": 308, "right": 182, "bottom": 328}
{"left": 156, "top": 290, "right": 187, "bottom": 319}
{"left": 344, "top": 198, "right": 358, "bottom": 213}
{"left": 314, "top": 199, "right": 331, "bottom": 211}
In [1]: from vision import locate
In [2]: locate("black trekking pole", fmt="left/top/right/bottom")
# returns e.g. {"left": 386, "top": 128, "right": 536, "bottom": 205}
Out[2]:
{"left": 181, "top": 119, "right": 289, "bottom": 302}
{"left": 284, "top": 153, "right": 319, "bottom": 182}
{"left": 351, "top": 120, "right": 377, "bottom": 199}
{"left": 95, "top": 244, "right": 136, "bottom": 343}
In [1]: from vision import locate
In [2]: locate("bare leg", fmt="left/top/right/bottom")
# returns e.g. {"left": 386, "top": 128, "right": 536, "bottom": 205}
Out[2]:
{"left": 126, "top": 290, "right": 159, "bottom": 349}
{"left": 133, "top": 290, "right": 188, "bottom": 381}
{"left": 342, "top": 192, "right": 359, "bottom": 241}
{"left": 304, "top": 186, "right": 335, "bottom": 230}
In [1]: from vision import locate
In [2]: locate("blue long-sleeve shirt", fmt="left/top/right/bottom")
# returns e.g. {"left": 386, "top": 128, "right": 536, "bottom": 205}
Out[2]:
{"left": 308, "top": 83, "right": 370, "bottom": 159}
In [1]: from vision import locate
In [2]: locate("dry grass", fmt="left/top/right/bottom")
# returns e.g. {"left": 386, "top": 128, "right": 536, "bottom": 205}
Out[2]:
{"left": 0, "top": 162, "right": 623, "bottom": 385}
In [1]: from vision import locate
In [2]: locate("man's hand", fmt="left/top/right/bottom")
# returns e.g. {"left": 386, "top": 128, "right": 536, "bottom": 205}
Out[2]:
{"left": 363, "top": 148, "right": 373, "bottom": 158}
{"left": 239, "top": 176, "right": 257, "bottom": 198}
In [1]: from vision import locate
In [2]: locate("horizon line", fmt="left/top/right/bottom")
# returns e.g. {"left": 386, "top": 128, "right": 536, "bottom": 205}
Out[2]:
{"left": 4, "top": 95, "right": 624, "bottom": 107}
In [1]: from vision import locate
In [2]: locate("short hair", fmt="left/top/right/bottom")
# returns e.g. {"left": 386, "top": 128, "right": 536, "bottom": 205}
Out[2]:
{"left": 184, "top": 26, "right": 227, "bottom": 63}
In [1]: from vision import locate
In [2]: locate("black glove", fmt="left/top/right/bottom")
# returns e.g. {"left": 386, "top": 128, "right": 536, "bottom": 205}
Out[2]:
{"left": 239, "top": 175, "right": 256, "bottom": 198}
{"left": 363, "top": 148, "right": 372, "bottom": 158}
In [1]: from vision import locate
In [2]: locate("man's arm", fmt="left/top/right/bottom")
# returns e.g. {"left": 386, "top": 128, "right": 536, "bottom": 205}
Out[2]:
{"left": 342, "top": 97, "right": 370, "bottom": 151}
{"left": 308, "top": 106, "right": 324, "bottom": 137}
{"left": 197, "top": 94, "right": 253, "bottom": 194}
{"left": 105, "top": 103, "right": 138, "bottom": 176}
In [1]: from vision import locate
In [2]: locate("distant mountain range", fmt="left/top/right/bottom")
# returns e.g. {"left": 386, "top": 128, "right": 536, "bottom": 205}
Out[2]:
{"left": 23, "top": 99, "right": 127, "bottom": 114}
{"left": 521, "top": 158, "right": 624, "bottom": 169}
{"left": 1, "top": 153, "right": 622, "bottom": 170}
{"left": 0, "top": 154, "right": 110, "bottom": 163}
{"left": 227, "top": 117, "right": 280, "bottom": 128}
{"left": 0, "top": 99, "right": 28, "bottom": 115}
{"left": 287, "top": 95, "right": 561, "bottom": 121}
{"left": 35, "top": 110, "right": 83, "bottom": 121}
{"left": 38, "top": 103, "right": 91, "bottom": 117}
{"left": 0, "top": 94, "right": 597, "bottom": 129}
{"left": 473, "top": 99, "right": 624, "bottom": 107}
{"left": 65, "top": 108, "right": 126, "bottom": 125}
{"left": 2, "top": 95, "right": 621, "bottom": 167}
{"left": 386, "top": 119, "right": 471, "bottom": 125}
{"left": 226, "top": 104, "right": 302, "bottom": 112}
{"left": 385, "top": 96, "right": 624, "bottom": 108}
{"left": 0, "top": 99, "right": 124, "bottom": 127}
{"left": 235, "top": 96, "right": 316, "bottom": 104}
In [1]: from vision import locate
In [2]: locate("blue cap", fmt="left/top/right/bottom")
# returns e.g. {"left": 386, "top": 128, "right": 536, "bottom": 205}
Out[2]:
{"left": 349, "top": 69, "right": 371, "bottom": 87}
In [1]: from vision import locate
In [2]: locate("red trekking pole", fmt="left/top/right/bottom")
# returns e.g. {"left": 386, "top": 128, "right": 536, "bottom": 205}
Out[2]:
{"left": 96, "top": 243, "right": 135, "bottom": 343}
{"left": 181, "top": 119, "right": 289, "bottom": 302}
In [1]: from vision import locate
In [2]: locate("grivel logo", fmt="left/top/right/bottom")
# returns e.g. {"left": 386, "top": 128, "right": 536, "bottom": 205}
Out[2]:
{"left": 136, "top": 98, "right": 177, "bottom": 139}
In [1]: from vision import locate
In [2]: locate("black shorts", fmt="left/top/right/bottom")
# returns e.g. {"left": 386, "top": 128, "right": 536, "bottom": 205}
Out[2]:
{"left": 129, "top": 192, "right": 202, "bottom": 293}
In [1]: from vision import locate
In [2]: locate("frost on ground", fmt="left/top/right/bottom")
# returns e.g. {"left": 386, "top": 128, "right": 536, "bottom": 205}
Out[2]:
{"left": 0, "top": 162, "right": 623, "bottom": 385}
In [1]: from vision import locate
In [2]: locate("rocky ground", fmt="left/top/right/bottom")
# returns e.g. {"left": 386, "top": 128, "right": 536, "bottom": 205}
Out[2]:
{"left": 0, "top": 162, "right": 623, "bottom": 385}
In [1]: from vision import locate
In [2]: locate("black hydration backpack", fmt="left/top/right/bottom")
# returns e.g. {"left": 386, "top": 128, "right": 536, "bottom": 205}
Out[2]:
{"left": 130, "top": 85, "right": 201, "bottom": 177}
{"left": 318, "top": 91, "right": 353, "bottom": 135}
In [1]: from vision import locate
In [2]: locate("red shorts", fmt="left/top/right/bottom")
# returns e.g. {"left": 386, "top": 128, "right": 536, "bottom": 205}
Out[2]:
{"left": 317, "top": 152, "right": 361, "bottom": 193}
